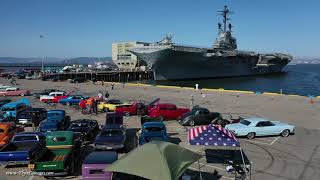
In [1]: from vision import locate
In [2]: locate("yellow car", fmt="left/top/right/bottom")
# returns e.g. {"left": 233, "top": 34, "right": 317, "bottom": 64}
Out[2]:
{"left": 98, "top": 99, "right": 130, "bottom": 112}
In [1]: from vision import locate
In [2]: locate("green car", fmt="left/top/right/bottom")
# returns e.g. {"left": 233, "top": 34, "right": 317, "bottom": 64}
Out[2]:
{"left": 29, "top": 131, "right": 81, "bottom": 176}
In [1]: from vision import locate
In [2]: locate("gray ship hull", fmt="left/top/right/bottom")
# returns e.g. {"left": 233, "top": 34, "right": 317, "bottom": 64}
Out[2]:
{"left": 132, "top": 48, "right": 290, "bottom": 81}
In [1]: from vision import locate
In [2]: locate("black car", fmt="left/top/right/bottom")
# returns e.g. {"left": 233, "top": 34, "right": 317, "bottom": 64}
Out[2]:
{"left": 52, "top": 76, "right": 64, "bottom": 82}
{"left": 0, "top": 99, "right": 11, "bottom": 108}
{"left": 178, "top": 107, "right": 228, "bottom": 126}
{"left": 33, "top": 89, "right": 63, "bottom": 98}
{"left": 70, "top": 77, "right": 87, "bottom": 83}
{"left": 67, "top": 119, "right": 99, "bottom": 141}
{"left": 16, "top": 108, "right": 47, "bottom": 126}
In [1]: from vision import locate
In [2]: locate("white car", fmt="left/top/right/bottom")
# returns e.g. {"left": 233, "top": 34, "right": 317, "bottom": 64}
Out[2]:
{"left": 39, "top": 92, "right": 66, "bottom": 102}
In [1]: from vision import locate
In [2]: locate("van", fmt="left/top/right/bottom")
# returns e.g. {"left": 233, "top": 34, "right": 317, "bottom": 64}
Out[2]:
{"left": 1, "top": 99, "right": 30, "bottom": 118}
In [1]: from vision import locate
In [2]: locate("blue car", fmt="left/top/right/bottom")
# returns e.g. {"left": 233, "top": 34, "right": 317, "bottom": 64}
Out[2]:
{"left": 139, "top": 121, "right": 168, "bottom": 145}
{"left": 225, "top": 118, "right": 295, "bottom": 139}
{"left": 47, "top": 110, "right": 70, "bottom": 129}
{"left": 1, "top": 98, "right": 30, "bottom": 118}
{"left": 38, "top": 120, "right": 62, "bottom": 133}
{"left": 58, "top": 95, "right": 84, "bottom": 106}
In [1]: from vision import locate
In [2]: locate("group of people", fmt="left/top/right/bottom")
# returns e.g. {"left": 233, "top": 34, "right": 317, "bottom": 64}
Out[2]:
{"left": 79, "top": 91, "right": 110, "bottom": 114}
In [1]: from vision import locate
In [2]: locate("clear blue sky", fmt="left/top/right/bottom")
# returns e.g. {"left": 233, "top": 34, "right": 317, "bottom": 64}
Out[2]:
{"left": 0, "top": 0, "right": 319, "bottom": 58}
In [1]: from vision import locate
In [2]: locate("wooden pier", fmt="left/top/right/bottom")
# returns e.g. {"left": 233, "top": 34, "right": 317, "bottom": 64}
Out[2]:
{"left": 46, "top": 70, "right": 154, "bottom": 82}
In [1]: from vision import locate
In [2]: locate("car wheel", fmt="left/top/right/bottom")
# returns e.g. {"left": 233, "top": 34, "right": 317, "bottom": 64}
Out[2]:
{"left": 20, "top": 93, "right": 25, "bottom": 96}
{"left": 281, "top": 129, "right": 290, "bottom": 137}
{"left": 66, "top": 102, "right": 71, "bottom": 106}
{"left": 246, "top": 132, "right": 255, "bottom": 139}
{"left": 189, "top": 120, "right": 195, "bottom": 126}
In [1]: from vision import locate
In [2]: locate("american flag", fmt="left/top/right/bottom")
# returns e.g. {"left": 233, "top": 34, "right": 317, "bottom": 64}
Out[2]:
{"left": 188, "top": 124, "right": 240, "bottom": 147}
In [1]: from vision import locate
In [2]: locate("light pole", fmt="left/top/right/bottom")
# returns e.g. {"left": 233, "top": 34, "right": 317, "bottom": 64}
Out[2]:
{"left": 40, "top": 35, "right": 45, "bottom": 73}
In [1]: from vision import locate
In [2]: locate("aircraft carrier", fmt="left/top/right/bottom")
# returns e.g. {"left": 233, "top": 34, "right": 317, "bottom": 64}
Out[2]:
{"left": 129, "top": 6, "right": 292, "bottom": 81}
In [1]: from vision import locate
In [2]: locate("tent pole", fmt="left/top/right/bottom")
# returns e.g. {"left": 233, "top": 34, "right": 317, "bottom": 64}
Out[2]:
{"left": 198, "top": 160, "right": 203, "bottom": 180}
{"left": 239, "top": 147, "right": 247, "bottom": 179}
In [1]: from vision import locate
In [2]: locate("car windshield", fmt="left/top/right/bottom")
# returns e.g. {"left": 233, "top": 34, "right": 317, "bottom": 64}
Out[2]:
{"left": 13, "top": 135, "right": 37, "bottom": 141}
{"left": 101, "top": 129, "right": 122, "bottom": 136}
{"left": 48, "top": 112, "right": 62, "bottom": 116}
{"left": 70, "top": 123, "right": 89, "bottom": 128}
{"left": 145, "top": 126, "right": 165, "bottom": 132}
{"left": 1, "top": 107, "right": 15, "bottom": 111}
{"left": 240, "top": 120, "right": 251, "bottom": 126}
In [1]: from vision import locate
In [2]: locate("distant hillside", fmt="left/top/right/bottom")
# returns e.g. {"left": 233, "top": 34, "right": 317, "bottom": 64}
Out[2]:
{"left": 62, "top": 57, "right": 112, "bottom": 65}
{"left": 0, "top": 57, "right": 63, "bottom": 63}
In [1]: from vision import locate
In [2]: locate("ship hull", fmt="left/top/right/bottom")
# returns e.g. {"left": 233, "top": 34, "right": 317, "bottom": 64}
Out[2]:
{"left": 133, "top": 48, "right": 290, "bottom": 81}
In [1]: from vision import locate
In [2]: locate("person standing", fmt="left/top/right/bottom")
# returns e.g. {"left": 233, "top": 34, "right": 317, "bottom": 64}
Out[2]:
{"left": 93, "top": 99, "right": 98, "bottom": 115}
{"left": 105, "top": 91, "right": 109, "bottom": 100}
{"left": 111, "top": 83, "right": 114, "bottom": 90}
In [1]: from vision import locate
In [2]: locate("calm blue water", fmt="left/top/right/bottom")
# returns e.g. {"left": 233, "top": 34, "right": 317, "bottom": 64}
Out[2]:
{"left": 157, "top": 64, "right": 320, "bottom": 96}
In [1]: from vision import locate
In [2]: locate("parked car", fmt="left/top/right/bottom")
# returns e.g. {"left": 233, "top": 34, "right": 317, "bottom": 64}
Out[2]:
{"left": 0, "top": 85, "right": 12, "bottom": 90}
{"left": 70, "top": 77, "right": 87, "bottom": 83}
{"left": 1, "top": 99, "right": 30, "bottom": 119}
{"left": 178, "top": 107, "right": 228, "bottom": 126}
{"left": 98, "top": 99, "right": 129, "bottom": 112}
{"left": 148, "top": 103, "right": 190, "bottom": 120}
{"left": 94, "top": 124, "right": 126, "bottom": 151}
{"left": 46, "top": 110, "right": 71, "bottom": 130}
{"left": 33, "top": 89, "right": 62, "bottom": 98}
{"left": 225, "top": 118, "right": 295, "bottom": 139}
{"left": 26, "top": 74, "right": 41, "bottom": 80}
{"left": 38, "top": 120, "right": 62, "bottom": 133}
{"left": 40, "top": 91, "right": 67, "bottom": 103}
{"left": 67, "top": 119, "right": 98, "bottom": 141}
{"left": 0, "top": 132, "right": 46, "bottom": 166}
{"left": 105, "top": 112, "right": 123, "bottom": 125}
{"left": 82, "top": 151, "right": 118, "bottom": 180}
{"left": 0, "top": 99, "right": 11, "bottom": 108}
{"left": 16, "top": 108, "right": 47, "bottom": 126}
{"left": 0, "top": 87, "right": 30, "bottom": 96}
{"left": 115, "top": 98, "right": 160, "bottom": 116}
{"left": 29, "top": 131, "right": 81, "bottom": 176}
{"left": 139, "top": 116, "right": 168, "bottom": 145}
{"left": 58, "top": 95, "right": 85, "bottom": 106}
{"left": 0, "top": 122, "right": 24, "bottom": 148}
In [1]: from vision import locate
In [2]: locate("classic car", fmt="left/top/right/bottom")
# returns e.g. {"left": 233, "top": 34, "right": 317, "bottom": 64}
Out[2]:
{"left": 38, "top": 120, "right": 63, "bottom": 133}
{"left": 46, "top": 110, "right": 71, "bottom": 129}
{"left": 114, "top": 98, "right": 160, "bottom": 116}
{"left": 29, "top": 131, "right": 81, "bottom": 176}
{"left": 0, "top": 99, "right": 11, "bottom": 108}
{"left": 0, "top": 132, "right": 46, "bottom": 166}
{"left": 0, "top": 87, "right": 30, "bottom": 96}
{"left": 94, "top": 124, "right": 126, "bottom": 151}
{"left": 16, "top": 108, "right": 47, "bottom": 126}
{"left": 98, "top": 99, "right": 129, "bottom": 112}
{"left": 139, "top": 116, "right": 168, "bottom": 145}
{"left": 26, "top": 74, "right": 41, "bottom": 80}
{"left": 225, "top": 118, "right": 295, "bottom": 139}
{"left": 148, "top": 103, "right": 190, "bottom": 120}
{"left": 40, "top": 91, "right": 67, "bottom": 103}
{"left": 33, "top": 89, "right": 63, "bottom": 98}
{"left": 82, "top": 151, "right": 118, "bottom": 180}
{"left": 0, "top": 85, "right": 12, "bottom": 90}
{"left": 58, "top": 95, "right": 85, "bottom": 106}
{"left": 0, "top": 122, "right": 24, "bottom": 148}
{"left": 67, "top": 119, "right": 98, "bottom": 141}
{"left": 178, "top": 107, "right": 228, "bottom": 126}
{"left": 1, "top": 99, "right": 30, "bottom": 118}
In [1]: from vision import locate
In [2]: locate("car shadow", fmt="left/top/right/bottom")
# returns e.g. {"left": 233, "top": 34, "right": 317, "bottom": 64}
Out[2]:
{"left": 183, "top": 169, "right": 223, "bottom": 180}
{"left": 122, "top": 128, "right": 140, "bottom": 153}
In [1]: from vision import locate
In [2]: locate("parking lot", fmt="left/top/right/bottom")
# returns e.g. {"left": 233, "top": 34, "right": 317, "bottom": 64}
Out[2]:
{"left": 0, "top": 79, "right": 319, "bottom": 180}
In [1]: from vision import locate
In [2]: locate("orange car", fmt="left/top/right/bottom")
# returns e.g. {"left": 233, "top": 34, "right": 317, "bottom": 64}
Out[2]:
{"left": 0, "top": 123, "right": 24, "bottom": 148}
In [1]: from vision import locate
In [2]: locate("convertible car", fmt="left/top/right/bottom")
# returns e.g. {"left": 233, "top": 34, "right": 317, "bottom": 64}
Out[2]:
{"left": 225, "top": 118, "right": 295, "bottom": 139}
{"left": 98, "top": 99, "right": 129, "bottom": 112}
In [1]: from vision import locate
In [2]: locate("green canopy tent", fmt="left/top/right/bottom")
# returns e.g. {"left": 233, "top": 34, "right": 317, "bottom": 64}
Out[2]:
{"left": 106, "top": 141, "right": 202, "bottom": 180}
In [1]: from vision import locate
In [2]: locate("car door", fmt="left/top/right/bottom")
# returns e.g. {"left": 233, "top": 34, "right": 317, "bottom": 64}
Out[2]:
{"left": 254, "top": 121, "right": 266, "bottom": 136}
{"left": 202, "top": 110, "right": 212, "bottom": 124}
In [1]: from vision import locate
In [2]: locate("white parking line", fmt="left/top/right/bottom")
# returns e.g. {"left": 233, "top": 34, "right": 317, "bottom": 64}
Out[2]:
{"left": 270, "top": 136, "right": 280, "bottom": 145}
{"left": 243, "top": 136, "right": 280, "bottom": 146}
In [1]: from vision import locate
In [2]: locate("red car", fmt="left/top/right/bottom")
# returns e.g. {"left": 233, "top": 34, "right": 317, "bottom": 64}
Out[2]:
{"left": 148, "top": 103, "right": 190, "bottom": 120}
{"left": 0, "top": 87, "right": 30, "bottom": 96}
{"left": 115, "top": 98, "right": 160, "bottom": 116}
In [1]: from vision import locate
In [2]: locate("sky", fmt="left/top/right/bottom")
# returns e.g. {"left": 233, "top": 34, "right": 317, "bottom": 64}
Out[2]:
{"left": 0, "top": 0, "right": 319, "bottom": 58}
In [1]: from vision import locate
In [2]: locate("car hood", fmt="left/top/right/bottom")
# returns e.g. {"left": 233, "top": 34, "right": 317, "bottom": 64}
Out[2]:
{"left": 179, "top": 112, "right": 192, "bottom": 120}
{"left": 225, "top": 123, "right": 248, "bottom": 130}
{"left": 95, "top": 135, "right": 125, "bottom": 144}
{"left": 67, "top": 127, "right": 90, "bottom": 133}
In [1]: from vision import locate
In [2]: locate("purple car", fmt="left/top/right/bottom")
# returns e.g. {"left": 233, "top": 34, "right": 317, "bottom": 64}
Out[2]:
{"left": 82, "top": 151, "right": 118, "bottom": 180}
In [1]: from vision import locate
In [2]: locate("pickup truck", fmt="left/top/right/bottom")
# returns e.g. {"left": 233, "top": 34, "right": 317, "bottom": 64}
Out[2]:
{"left": 148, "top": 103, "right": 190, "bottom": 120}
{"left": 29, "top": 131, "right": 81, "bottom": 176}
{"left": 0, "top": 132, "right": 46, "bottom": 166}
{"left": 138, "top": 116, "right": 168, "bottom": 145}
{"left": 16, "top": 108, "right": 47, "bottom": 127}
{"left": 0, "top": 123, "right": 24, "bottom": 148}
{"left": 46, "top": 110, "right": 70, "bottom": 130}
{"left": 40, "top": 92, "right": 67, "bottom": 103}
{"left": 115, "top": 98, "right": 160, "bottom": 116}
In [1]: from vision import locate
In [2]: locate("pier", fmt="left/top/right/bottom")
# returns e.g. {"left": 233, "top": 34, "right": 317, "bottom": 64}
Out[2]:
{"left": 46, "top": 70, "right": 154, "bottom": 82}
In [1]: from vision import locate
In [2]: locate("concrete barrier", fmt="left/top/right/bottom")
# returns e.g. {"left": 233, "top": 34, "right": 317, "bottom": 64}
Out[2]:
{"left": 155, "top": 85, "right": 181, "bottom": 89}
{"left": 181, "top": 87, "right": 195, "bottom": 90}
{"left": 287, "top": 94, "right": 304, "bottom": 98}
{"left": 263, "top": 92, "right": 283, "bottom": 96}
